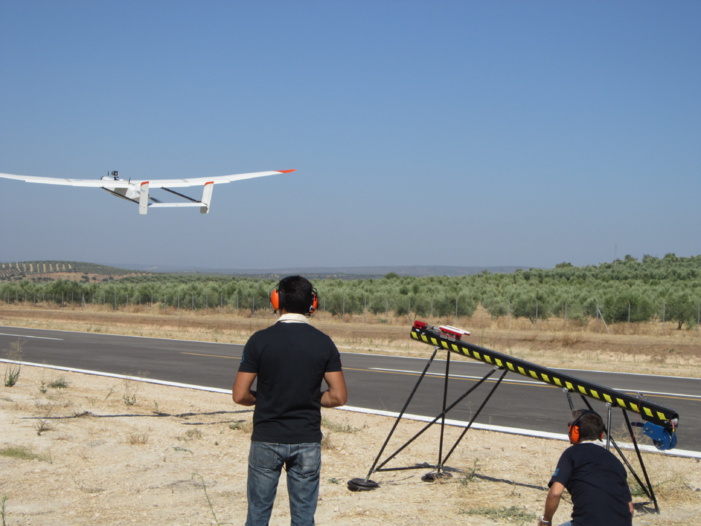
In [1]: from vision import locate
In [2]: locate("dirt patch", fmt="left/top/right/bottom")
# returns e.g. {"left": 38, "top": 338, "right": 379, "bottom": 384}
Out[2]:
{"left": 1, "top": 365, "right": 700, "bottom": 525}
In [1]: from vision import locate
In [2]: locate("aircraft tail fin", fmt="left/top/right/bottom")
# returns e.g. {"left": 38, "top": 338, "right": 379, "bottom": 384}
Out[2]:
{"left": 139, "top": 182, "right": 150, "bottom": 215}
{"left": 200, "top": 181, "right": 214, "bottom": 214}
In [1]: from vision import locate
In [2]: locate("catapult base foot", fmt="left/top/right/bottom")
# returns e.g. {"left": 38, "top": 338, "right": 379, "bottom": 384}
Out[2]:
{"left": 421, "top": 471, "right": 453, "bottom": 483}
{"left": 347, "top": 478, "right": 380, "bottom": 491}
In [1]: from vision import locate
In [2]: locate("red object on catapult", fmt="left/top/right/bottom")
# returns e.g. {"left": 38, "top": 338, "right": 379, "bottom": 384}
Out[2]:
{"left": 412, "top": 321, "right": 471, "bottom": 340}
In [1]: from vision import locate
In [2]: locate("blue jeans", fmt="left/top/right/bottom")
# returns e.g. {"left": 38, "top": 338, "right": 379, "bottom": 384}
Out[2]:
{"left": 245, "top": 441, "right": 321, "bottom": 526}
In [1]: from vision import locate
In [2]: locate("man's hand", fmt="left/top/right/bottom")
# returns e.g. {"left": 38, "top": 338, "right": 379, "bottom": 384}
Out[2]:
{"left": 321, "top": 371, "right": 347, "bottom": 408}
{"left": 232, "top": 372, "right": 258, "bottom": 406}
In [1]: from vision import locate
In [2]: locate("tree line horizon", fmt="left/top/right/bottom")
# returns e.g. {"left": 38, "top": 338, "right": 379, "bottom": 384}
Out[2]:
{"left": 1, "top": 254, "right": 700, "bottom": 330}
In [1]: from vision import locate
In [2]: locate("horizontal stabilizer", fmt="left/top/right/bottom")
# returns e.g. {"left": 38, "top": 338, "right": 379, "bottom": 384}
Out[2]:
{"left": 148, "top": 202, "right": 203, "bottom": 208}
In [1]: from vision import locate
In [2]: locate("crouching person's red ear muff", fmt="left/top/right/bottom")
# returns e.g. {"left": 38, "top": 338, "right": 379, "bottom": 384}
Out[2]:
{"left": 568, "top": 410, "right": 604, "bottom": 444}
{"left": 568, "top": 421, "right": 582, "bottom": 444}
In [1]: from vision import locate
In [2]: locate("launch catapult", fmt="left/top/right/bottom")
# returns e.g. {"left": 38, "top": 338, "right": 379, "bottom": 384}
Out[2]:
{"left": 348, "top": 321, "right": 680, "bottom": 514}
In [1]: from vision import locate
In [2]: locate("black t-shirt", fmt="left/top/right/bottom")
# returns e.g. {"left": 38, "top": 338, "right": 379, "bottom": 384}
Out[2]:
{"left": 549, "top": 443, "right": 632, "bottom": 526}
{"left": 238, "top": 321, "right": 343, "bottom": 444}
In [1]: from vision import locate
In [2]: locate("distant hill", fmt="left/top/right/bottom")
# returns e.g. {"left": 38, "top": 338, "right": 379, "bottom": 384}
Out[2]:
{"left": 1, "top": 261, "right": 530, "bottom": 281}
{"left": 0, "top": 261, "right": 147, "bottom": 281}
{"left": 122, "top": 264, "right": 531, "bottom": 279}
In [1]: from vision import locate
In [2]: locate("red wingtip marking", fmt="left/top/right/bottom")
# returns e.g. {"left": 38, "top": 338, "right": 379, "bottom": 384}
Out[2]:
{"left": 278, "top": 169, "right": 296, "bottom": 173}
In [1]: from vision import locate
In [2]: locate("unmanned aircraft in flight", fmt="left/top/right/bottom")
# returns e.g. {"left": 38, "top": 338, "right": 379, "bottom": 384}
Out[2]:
{"left": 0, "top": 169, "right": 295, "bottom": 215}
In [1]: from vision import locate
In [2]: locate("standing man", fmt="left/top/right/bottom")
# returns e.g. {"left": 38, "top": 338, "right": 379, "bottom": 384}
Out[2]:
{"left": 538, "top": 409, "right": 634, "bottom": 526}
{"left": 233, "top": 275, "right": 347, "bottom": 526}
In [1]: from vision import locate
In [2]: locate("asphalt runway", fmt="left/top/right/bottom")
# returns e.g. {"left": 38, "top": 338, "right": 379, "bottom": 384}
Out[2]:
{"left": 2, "top": 326, "right": 700, "bottom": 454}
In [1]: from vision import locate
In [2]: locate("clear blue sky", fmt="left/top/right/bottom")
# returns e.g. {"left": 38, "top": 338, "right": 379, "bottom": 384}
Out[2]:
{"left": 1, "top": 1, "right": 699, "bottom": 271}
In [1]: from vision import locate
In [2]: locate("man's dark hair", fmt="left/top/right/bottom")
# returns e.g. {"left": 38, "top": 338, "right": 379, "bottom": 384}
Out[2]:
{"left": 277, "top": 275, "right": 314, "bottom": 314}
{"left": 574, "top": 410, "right": 604, "bottom": 441}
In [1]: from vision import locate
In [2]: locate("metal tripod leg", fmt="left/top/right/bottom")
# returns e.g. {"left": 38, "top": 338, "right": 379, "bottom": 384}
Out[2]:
{"left": 433, "top": 349, "right": 451, "bottom": 479}
{"left": 348, "top": 353, "right": 500, "bottom": 493}
{"left": 373, "top": 365, "right": 497, "bottom": 474}
{"left": 622, "top": 409, "right": 660, "bottom": 513}
{"left": 347, "top": 346, "right": 439, "bottom": 491}
{"left": 439, "top": 367, "right": 508, "bottom": 469}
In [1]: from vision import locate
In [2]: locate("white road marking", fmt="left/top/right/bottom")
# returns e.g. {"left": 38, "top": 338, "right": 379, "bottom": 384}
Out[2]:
{"left": 369, "top": 367, "right": 701, "bottom": 399}
{"left": 0, "top": 332, "right": 63, "bottom": 341}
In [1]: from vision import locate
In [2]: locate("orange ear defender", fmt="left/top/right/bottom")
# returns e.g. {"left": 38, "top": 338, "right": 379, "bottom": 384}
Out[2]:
{"left": 270, "top": 288, "right": 282, "bottom": 311}
{"left": 568, "top": 419, "right": 582, "bottom": 444}
{"left": 269, "top": 286, "right": 319, "bottom": 313}
{"left": 568, "top": 410, "right": 604, "bottom": 444}
{"left": 309, "top": 289, "right": 319, "bottom": 313}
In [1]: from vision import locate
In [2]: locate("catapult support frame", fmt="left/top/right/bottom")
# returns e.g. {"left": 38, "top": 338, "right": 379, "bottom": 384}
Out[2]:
{"left": 349, "top": 321, "right": 679, "bottom": 513}
{"left": 411, "top": 321, "right": 679, "bottom": 432}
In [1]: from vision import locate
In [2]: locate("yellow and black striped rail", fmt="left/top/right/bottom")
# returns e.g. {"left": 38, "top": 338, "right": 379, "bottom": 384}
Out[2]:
{"left": 410, "top": 321, "right": 679, "bottom": 430}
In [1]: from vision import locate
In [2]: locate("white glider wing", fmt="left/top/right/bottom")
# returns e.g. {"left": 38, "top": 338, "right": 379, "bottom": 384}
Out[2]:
{"left": 0, "top": 172, "right": 116, "bottom": 187}
{"left": 140, "top": 170, "right": 295, "bottom": 188}
{"left": 0, "top": 169, "right": 295, "bottom": 214}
